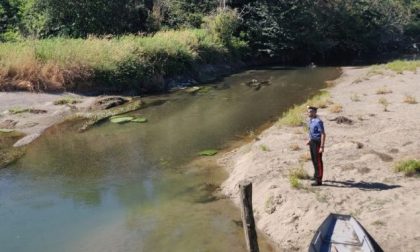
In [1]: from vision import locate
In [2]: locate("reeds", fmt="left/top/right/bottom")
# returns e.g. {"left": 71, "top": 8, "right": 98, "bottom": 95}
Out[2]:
{"left": 0, "top": 29, "right": 238, "bottom": 92}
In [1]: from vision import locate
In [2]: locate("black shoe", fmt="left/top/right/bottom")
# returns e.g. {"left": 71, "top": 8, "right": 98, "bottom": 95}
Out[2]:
{"left": 311, "top": 181, "right": 322, "bottom": 186}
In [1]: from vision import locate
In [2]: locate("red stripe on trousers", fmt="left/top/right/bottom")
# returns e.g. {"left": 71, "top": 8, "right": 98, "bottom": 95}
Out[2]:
{"left": 316, "top": 145, "right": 323, "bottom": 180}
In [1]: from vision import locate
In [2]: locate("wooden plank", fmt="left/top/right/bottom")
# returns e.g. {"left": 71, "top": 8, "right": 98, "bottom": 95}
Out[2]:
{"left": 239, "top": 181, "right": 260, "bottom": 252}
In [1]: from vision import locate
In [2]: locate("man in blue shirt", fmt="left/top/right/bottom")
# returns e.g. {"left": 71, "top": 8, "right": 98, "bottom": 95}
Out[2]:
{"left": 307, "top": 106, "right": 326, "bottom": 186}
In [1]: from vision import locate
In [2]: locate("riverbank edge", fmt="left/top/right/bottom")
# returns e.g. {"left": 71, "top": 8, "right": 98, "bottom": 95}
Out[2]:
{"left": 218, "top": 66, "right": 420, "bottom": 251}
{"left": 0, "top": 58, "right": 273, "bottom": 170}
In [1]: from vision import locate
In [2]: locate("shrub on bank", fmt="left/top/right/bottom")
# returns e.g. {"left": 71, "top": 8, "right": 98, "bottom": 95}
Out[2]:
{"left": 0, "top": 28, "right": 246, "bottom": 93}
{"left": 394, "top": 159, "right": 420, "bottom": 176}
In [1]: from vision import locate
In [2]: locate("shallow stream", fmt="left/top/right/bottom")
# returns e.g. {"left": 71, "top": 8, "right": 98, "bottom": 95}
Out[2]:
{"left": 0, "top": 67, "right": 340, "bottom": 251}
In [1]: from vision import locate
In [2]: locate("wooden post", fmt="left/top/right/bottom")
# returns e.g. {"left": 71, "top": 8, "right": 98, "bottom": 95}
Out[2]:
{"left": 239, "top": 181, "right": 260, "bottom": 252}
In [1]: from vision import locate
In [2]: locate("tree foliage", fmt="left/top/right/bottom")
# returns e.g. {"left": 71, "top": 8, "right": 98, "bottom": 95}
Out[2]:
{"left": 0, "top": 0, "right": 418, "bottom": 62}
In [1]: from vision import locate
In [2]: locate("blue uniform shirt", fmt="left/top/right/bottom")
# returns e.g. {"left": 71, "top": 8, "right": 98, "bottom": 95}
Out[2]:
{"left": 308, "top": 117, "right": 324, "bottom": 141}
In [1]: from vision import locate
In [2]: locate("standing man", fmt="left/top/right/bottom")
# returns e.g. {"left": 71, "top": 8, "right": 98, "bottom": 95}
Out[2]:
{"left": 306, "top": 106, "right": 326, "bottom": 186}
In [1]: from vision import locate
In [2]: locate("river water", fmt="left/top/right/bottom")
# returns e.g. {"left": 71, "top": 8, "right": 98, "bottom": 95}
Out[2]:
{"left": 0, "top": 67, "right": 340, "bottom": 252}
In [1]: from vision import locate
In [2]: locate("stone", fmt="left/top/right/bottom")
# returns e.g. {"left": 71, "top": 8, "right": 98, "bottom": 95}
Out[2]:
{"left": 89, "top": 96, "right": 129, "bottom": 110}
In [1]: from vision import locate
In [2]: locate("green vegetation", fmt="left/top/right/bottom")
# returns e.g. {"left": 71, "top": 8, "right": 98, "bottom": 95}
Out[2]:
{"left": 109, "top": 115, "right": 148, "bottom": 124}
{"left": 378, "top": 97, "right": 390, "bottom": 112}
{"left": 74, "top": 99, "right": 142, "bottom": 131}
{"left": 0, "top": 25, "right": 245, "bottom": 92}
{"left": 0, "top": 1, "right": 419, "bottom": 93}
{"left": 368, "top": 60, "right": 420, "bottom": 76}
{"left": 279, "top": 91, "right": 330, "bottom": 126}
{"left": 109, "top": 116, "right": 134, "bottom": 124}
{"left": 198, "top": 149, "right": 218, "bottom": 156}
{"left": 289, "top": 165, "right": 310, "bottom": 180}
{"left": 385, "top": 60, "right": 420, "bottom": 73}
{"left": 376, "top": 86, "right": 393, "bottom": 95}
{"left": 53, "top": 96, "right": 82, "bottom": 105}
{"left": 289, "top": 175, "right": 302, "bottom": 189}
{"left": 394, "top": 159, "right": 420, "bottom": 176}
{"left": 0, "top": 131, "right": 26, "bottom": 168}
{"left": 260, "top": 144, "right": 270, "bottom": 152}
{"left": 8, "top": 107, "right": 30, "bottom": 114}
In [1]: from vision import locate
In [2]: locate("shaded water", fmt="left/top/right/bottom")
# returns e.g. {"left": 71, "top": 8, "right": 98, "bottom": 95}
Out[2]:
{"left": 0, "top": 67, "right": 340, "bottom": 251}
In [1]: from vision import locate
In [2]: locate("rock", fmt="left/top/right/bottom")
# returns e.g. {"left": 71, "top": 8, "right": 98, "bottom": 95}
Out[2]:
{"left": 244, "top": 79, "right": 271, "bottom": 91}
{"left": 185, "top": 86, "right": 201, "bottom": 94}
{"left": 17, "top": 122, "right": 39, "bottom": 129}
{"left": 13, "top": 133, "right": 41, "bottom": 147}
{"left": 0, "top": 119, "right": 18, "bottom": 129}
{"left": 28, "top": 109, "right": 47, "bottom": 114}
{"left": 90, "top": 96, "right": 130, "bottom": 110}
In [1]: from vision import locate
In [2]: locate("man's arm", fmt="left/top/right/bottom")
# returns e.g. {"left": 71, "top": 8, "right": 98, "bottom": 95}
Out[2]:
{"left": 319, "top": 132, "right": 326, "bottom": 153}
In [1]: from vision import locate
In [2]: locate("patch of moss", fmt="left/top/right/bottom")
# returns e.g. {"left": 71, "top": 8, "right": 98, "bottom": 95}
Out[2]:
{"left": 53, "top": 97, "right": 82, "bottom": 105}
{"left": 0, "top": 131, "right": 26, "bottom": 168}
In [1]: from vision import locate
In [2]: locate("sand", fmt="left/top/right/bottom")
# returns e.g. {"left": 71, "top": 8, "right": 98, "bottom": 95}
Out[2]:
{"left": 219, "top": 67, "right": 420, "bottom": 251}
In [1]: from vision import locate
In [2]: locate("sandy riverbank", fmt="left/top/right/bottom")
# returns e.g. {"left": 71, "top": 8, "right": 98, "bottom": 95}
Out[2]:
{"left": 219, "top": 67, "right": 420, "bottom": 251}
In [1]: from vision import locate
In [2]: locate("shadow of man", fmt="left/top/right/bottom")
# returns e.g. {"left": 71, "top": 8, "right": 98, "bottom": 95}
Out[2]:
{"left": 322, "top": 180, "right": 401, "bottom": 191}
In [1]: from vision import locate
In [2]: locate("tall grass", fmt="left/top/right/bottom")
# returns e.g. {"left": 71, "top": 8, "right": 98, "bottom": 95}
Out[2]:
{"left": 0, "top": 29, "right": 244, "bottom": 92}
{"left": 279, "top": 91, "right": 331, "bottom": 126}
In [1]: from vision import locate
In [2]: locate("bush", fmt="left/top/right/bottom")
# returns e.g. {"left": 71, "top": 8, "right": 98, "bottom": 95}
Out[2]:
{"left": 202, "top": 8, "right": 241, "bottom": 47}
{"left": 394, "top": 159, "right": 420, "bottom": 176}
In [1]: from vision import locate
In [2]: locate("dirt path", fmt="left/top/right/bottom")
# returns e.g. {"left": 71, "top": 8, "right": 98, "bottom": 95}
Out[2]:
{"left": 220, "top": 67, "right": 420, "bottom": 251}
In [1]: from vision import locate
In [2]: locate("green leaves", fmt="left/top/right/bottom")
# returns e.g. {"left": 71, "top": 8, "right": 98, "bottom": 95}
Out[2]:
{"left": 198, "top": 149, "right": 218, "bottom": 156}
{"left": 109, "top": 115, "right": 147, "bottom": 124}
{"left": 131, "top": 117, "right": 148, "bottom": 123}
{"left": 109, "top": 116, "right": 134, "bottom": 124}
{"left": 0, "top": 129, "right": 15, "bottom": 133}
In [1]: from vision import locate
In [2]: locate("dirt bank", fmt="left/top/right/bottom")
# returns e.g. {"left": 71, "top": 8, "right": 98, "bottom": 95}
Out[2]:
{"left": 220, "top": 67, "right": 420, "bottom": 251}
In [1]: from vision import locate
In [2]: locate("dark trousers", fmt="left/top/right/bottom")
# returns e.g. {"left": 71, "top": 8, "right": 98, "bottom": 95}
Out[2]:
{"left": 309, "top": 139, "right": 323, "bottom": 182}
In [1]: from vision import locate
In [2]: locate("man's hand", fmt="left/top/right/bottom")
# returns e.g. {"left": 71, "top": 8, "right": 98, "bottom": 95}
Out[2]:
{"left": 306, "top": 140, "right": 310, "bottom": 145}
{"left": 319, "top": 147, "right": 324, "bottom": 153}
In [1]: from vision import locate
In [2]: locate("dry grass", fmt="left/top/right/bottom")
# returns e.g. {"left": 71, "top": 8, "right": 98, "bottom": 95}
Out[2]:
{"left": 288, "top": 165, "right": 310, "bottom": 189}
{"left": 376, "top": 86, "right": 392, "bottom": 95}
{"left": 53, "top": 96, "right": 82, "bottom": 105}
{"left": 403, "top": 95, "right": 417, "bottom": 104}
{"left": 378, "top": 97, "right": 390, "bottom": 112}
{"left": 260, "top": 144, "right": 271, "bottom": 152}
{"left": 289, "top": 165, "right": 310, "bottom": 180}
{"left": 350, "top": 93, "right": 361, "bottom": 102}
{"left": 329, "top": 103, "right": 343, "bottom": 113}
{"left": 289, "top": 143, "right": 301, "bottom": 151}
{"left": 385, "top": 60, "right": 420, "bottom": 74}
{"left": 299, "top": 152, "right": 311, "bottom": 162}
{"left": 365, "top": 60, "right": 420, "bottom": 76}
{"left": 0, "top": 29, "right": 235, "bottom": 92}
{"left": 289, "top": 174, "right": 302, "bottom": 189}
{"left": 279, "top": 91, "right": 331, "bottom": 127}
